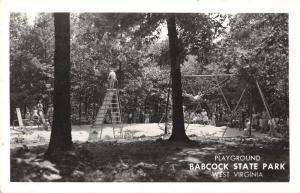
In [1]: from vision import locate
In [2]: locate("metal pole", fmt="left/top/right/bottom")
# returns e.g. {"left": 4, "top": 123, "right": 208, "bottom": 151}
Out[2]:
{"left": 219, "top": 87, "right": 231, "bottom": 112}
{"left": 256, "top": 81, "right": 272, "bottom": 120}
{"left": 233, "top": 86, "right": 247, "bottom": 114}
{"left": 256, "top": 81, "right": 275, "bottom": 136}
{"left": 183, "top": 74, "right": 233, "bottom": 77}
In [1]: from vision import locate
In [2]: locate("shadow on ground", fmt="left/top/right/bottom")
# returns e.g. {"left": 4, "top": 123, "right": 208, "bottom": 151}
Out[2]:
{"left": 11, "top": 136, "right": 289, "bottom": 182}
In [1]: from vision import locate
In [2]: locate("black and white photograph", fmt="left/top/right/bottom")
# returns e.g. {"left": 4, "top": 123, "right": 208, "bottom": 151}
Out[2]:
{"left": 8, "top": 12, "right": 290, "bottom": 182}
{"left": 1, "top": 0, "right": 300, "bottom": 192}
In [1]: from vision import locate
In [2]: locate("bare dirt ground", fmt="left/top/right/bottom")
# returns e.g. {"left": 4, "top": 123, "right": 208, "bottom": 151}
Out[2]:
{"left": 11, "top": 123, "right": 267, "bottom": 148}
{"left": 10, "top": 124, "right": 287, "bottom": 182}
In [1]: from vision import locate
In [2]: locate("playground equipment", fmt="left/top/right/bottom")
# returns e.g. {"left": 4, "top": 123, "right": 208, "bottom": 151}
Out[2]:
{"left": 183, "top": 73, "right": 277, "bottom": 137}
{"left": 158, "top": 73, "right": 234, "bottom": 133}
{"left": 12, "top": 107, "right": 49, "bottom": 132}
{"left": 182, "top": 74, "right": 234, "bottom": 130}
{"left": 88, "top": 85, "right": 123, "bottom": 141}
{"left": 157, "top": 73, "right": 233, "bottom": 133}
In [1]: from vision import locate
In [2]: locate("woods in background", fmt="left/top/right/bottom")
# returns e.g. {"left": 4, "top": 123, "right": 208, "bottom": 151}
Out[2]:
{"left": 10, "top": 13, "right": 289, "bottom": 140}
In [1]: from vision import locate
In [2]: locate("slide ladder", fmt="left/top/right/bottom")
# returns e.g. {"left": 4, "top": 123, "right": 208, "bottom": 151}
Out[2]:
{"left": 88, "top": 88, "right": 123, "bottom": 141}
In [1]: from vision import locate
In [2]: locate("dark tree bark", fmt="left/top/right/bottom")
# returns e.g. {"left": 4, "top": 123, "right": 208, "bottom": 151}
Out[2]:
{"left": 79, "top": 57, "right": 83, "bottom": 125}
{"left": 164, "top": 78, "right": 171, "bottom": 135}
{"left": 45, "top": 13, "right": 73, "bottom": 158}
{"left": 79, "top": 100, "right": 82, "bottom": 124}
{"left": 167, "top": 15, "right": 189, "bottom": 141}
{"left": 85, "top": 96, "right": 88, "bottom": 121}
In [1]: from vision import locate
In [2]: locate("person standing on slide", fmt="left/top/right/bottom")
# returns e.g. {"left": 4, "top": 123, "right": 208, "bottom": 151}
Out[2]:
{"left": 108, "top": 69, "right": 117, "bottom": 89}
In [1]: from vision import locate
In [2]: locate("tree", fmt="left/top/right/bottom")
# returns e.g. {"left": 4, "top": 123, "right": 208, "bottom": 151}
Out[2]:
{"left": 66, "top": 13, "right": 226, "bottom": 140}
{"left": 45, "top": 13, "right": 73, "bottom": 158}
{"left": 226, "top": 13, "right": 288, "bottom": 116}
{"left": 167, "top": 16, "right": 189, "bottom": 141}
{"left": 10, "top": 12, "right": 236, "bottom": 141}
{"left": 96, "top": 13, "right": 225, "bottom": 140}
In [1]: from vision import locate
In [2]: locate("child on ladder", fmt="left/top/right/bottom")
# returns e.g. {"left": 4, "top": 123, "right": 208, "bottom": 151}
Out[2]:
{"left": 108, "top": 68, "right": 117, "bottom": 89}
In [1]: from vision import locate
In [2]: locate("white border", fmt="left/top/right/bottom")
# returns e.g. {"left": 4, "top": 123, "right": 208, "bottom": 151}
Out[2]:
{"left": 1, "top": 0, "right": 300, "bottom": 193}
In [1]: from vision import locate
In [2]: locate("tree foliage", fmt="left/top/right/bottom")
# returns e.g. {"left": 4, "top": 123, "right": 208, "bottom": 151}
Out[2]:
{"left": 10, "top": 12, "right": 288, "bottom": 127}
{"left": 10, "top": 13, "right": 54, "bottom": 122}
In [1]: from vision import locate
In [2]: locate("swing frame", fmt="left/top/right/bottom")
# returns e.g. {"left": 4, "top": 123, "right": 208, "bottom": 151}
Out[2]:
{"left": 163, "top": 73, "right": 274, "bottom": 138}
{"left": 182, "top": 74, "right": 252, "bottom": 138}
{"left": 220, "top": 81, "right": 275, "bottom": 138}
{"left": 182, "top": 74, "right": 235, "bottom": 130}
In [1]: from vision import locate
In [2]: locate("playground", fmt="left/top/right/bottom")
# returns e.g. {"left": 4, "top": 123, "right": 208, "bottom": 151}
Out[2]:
{"left": 10, "top": 71, "right": 287, "bottom": 148}
{"left": 11, "top": 123, "right": 270, "bottom": 148}
{"left": 10, "top": 123, "right": 288, "bottom": 182}
{"left": 8, "top": 13, "right": 289, "bottom": 183}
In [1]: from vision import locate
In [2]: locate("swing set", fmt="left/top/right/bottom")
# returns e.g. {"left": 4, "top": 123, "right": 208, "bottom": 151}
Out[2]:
{"left": 160, "top": 73, "right": 237, "bottom": 133}
{"left": 182, "top": 74, "right": 237, "bottom": 131}
{"left": 177, "top": 73, "right": 274, "bottom": 137}
{"left": 219, "top": 80, "right": 276, "bottom": 137}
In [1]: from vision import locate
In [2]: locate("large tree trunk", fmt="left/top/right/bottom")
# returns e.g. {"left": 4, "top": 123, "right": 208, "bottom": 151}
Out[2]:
{"left": 79, "top": 100, "right": 82, "bottom": 124}
{"left": 45, "top": 13, "right": 73, "bottom": 158}
{"left": 164, "top": 78, "right": 171, "bottom": 134}
{"left": 167, "top": 15, "right": 189, "bottom": 141}
{"left": 85, "top": 96, "right": 88, "bottom": 121}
